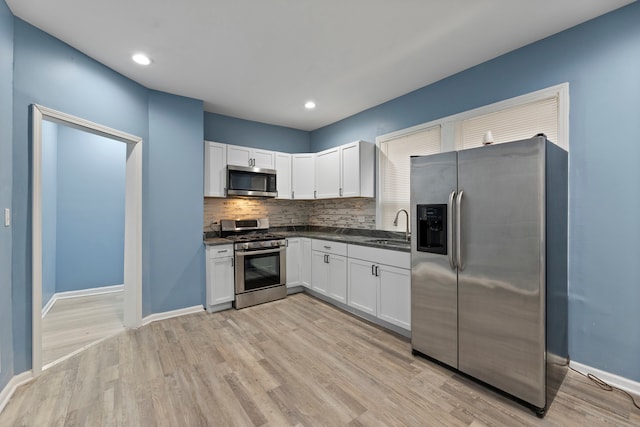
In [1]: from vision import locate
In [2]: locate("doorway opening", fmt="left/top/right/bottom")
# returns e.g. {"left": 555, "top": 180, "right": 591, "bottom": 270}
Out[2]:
{"left": 31, "top": 104, "right": 142, "bottom": 376}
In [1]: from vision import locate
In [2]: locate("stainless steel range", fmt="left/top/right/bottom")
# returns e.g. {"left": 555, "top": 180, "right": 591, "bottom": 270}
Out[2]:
{"left": 220, "top": 218, "right": 287, "bottom": 309}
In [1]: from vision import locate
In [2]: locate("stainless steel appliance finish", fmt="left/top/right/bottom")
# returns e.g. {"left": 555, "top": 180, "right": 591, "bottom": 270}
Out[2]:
{"left": 410, "top": 136, "right": 568, "bottom": 416}
{"left": 226, "top": 165, "right": 277, "bottom": 197}
{"left": 220, "top": 218, "right": 287, "bottom": 309}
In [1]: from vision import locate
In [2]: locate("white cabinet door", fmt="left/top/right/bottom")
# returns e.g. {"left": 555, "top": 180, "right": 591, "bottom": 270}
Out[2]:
{"left": 226, "top": 144, "right": 253, "bottom": 167}
{"left": 227, "top": 145, "right": 275, "bottom": 169}
{"left": 347, "top": 257, "right": 377, "bottom": 316}
{"left": 311, "top": 251, "right": 328, "bottom": 295}
{"left": 252, "top": 149, "right": 275, "bottom": 169}
{"left": 204, "top": 141, "right": 227, "bottom": 197}
{"left": 275, "top": 152, "right": 291, "bottom": 200}
{"left": 286, "top": 238, "right": 301, "bottom": 288}
{"left": 301, "top": 238, "right": 312, "bottom": 288}
{"left": 206, "top": 245, "right": 235, "bottom": 311}
{"left": 326, "top": 254, "right": 347, "bottom": 303}
{"left": 292, "top": 153, "right": 316, "bottom": 199}
{"left": 315, "top": 147, "right": 340, "bottom": 199}
{"left": 341, "top": 141, "right": 374, "bottom": 198}
{"left": 378, "top": 264, "right": 411, "bottom": 330}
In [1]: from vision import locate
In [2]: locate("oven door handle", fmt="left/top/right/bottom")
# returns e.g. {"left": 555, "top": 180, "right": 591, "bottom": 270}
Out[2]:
{"left": 235, "top": 247, "right": 284, "bottom": 257}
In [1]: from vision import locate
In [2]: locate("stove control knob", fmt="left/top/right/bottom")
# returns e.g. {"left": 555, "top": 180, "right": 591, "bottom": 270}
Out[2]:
{"left": 242, "top": 243, "right": 249, "bottom": 250}
{"left": 271, "top": 241, "right": 279, "bottom": 247}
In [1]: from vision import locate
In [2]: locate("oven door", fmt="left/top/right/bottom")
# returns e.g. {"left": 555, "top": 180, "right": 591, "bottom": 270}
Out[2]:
{"left": 235, "top": 246, "right": 286, "bottom": 293}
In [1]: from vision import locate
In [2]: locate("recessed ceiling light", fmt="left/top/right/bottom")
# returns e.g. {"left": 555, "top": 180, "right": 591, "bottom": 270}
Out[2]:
{"left": 132, "top": 53, "right": 151, "bottom": 66}
{"left": 305, "top": 101, "right": 316, "bottom": 110}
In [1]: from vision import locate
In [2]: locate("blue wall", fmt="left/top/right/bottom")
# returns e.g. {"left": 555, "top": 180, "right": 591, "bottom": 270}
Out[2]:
{"left": 0, "top": 0, "right": 14, "bottom": 391}
{"left": 41, "top": 120, "right": 57, "bottom": 308}
{"left": 204, "top": 112, "right": 310, "bottom": 153}
{"left": 55, "top": 125, "right": 126, "bottom": 292}
{"left": 148, "top": 91, "right": 205, "bottom": 313}
{"left": 311, "top": 3, "right": 640, "bottom": 381}
{"left": 10, "top": 18, "right": 206, "bottom": 375}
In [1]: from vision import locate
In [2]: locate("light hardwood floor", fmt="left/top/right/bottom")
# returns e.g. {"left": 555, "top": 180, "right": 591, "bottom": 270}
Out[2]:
{"left": 2, "top": 293, "right": 638, "bottom": 426}
{"left": 42, "top": 291, "right": 124, "bottom": 367}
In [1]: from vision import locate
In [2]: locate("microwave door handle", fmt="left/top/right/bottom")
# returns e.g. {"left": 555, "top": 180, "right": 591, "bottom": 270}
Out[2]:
{"left": 447, "top": 191, "right": 456, "bottom": 270}
{"left": 456, "top": 190, "right": 464, "bottom": 271}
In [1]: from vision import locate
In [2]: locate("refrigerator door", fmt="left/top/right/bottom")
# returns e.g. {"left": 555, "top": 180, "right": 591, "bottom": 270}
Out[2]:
{"left": 410, "top": 152, "right": 458, "bottom": 368}
{"left": 457, "top": 138, "right": 546, "bottom": 408}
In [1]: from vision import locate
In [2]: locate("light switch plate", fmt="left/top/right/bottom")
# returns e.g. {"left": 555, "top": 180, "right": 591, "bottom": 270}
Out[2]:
{"left": 4, "top": 208, "right": 9, "bottom": 227}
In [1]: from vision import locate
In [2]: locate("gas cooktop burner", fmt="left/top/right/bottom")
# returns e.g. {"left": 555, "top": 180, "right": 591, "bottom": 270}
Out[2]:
{"left": 225, "top": 232, "right": 286, "bottom": 242}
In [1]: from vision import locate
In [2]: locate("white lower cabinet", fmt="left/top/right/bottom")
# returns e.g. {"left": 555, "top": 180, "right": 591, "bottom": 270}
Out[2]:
{"left": 301, "top": 238, "right": 312, "bottom": 288}
{"left": 206, "top": 245, "right": 234, "bottom": 312}
{"left": 286, "top": 238, "right": 301, "bottom": 288}
{"left": 346, "top": 258, "right": 378, "bottom": 315}
{"left": 347, "top": 244, "right": 411, "bottom": 330}
{"left": 311, "top": 239, "right": 347, "bottom": 303}
{"left": 377, "top": 264, "right": 411, "bottom": 330}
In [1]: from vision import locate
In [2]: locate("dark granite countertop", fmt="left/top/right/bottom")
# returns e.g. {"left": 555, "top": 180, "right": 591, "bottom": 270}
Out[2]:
{"left": 204, "top": 226, "right": 410, "bottom": 252}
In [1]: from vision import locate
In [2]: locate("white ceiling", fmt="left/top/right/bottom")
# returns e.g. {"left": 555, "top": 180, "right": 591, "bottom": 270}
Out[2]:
{"left": 7, "top": 0, "right": 634, "bottom": 131}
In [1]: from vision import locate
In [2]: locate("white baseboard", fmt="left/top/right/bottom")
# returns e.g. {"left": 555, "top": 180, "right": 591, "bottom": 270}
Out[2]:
{"left": 42, "top": 284, "right": 124, "bottom": 318}
{"left": 142, "top": 305, "right": 204, "bottom": 327}
{"left": 570, "top": 361, "right": 640, "bottom": 397}
{"left": 0, "top": 371, "right": 33, "bottom": 415}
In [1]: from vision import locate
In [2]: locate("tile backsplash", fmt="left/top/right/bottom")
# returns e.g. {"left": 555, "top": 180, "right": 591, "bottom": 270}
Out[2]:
{"left": 204, "top": 197, "right": 376, "bottom": 233}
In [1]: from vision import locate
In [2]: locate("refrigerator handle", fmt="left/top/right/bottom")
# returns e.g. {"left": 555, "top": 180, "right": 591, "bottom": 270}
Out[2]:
{"left": 456, "top": 190, "right": 464, "bottom": 270}
{"left": 447, "top": 191, "right": 457, "bottom": 269}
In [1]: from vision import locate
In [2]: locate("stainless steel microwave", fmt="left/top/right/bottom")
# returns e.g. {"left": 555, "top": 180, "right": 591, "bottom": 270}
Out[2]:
{"left": 226, "top": 165, "right": 277, "bottom": 197}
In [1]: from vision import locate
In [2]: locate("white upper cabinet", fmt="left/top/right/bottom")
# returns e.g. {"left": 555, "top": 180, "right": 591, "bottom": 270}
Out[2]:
{"left": 227, "top": 144, "right": 275, "bottom": 169}
{"left": 275, "top": 152, "right": 291, "bottom": 200}
{"left": 314, "top": 140, "right": 374, "bottom": 199}
{"left": 291, "top": 153, "right": 316, "bottom": 199}
{"left": 315, "top": 147, "right": 341, "bottom": 198}
{"left": 341, "top": 140, "right": 374, "bottom": 198}
{"left": 204, "top": 141, "right": 227, "bottom": 197}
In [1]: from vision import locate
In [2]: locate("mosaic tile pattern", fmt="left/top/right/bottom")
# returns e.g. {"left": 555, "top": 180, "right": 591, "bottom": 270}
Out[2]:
{"left": 203, "top": 197, "right": 376, "bottom": 232}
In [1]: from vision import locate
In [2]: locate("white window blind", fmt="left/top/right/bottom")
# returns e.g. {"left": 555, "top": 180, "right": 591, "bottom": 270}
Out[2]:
{"left": 458, "top": 96, "right": 559, "bottom": 149}
{"left": 379, "top": 125, "right": 441, "bottom": 230}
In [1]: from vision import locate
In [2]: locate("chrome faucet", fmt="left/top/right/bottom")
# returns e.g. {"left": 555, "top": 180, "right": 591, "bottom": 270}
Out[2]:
{"left": 393, "top": 209, "right": 410, "bottom": 241}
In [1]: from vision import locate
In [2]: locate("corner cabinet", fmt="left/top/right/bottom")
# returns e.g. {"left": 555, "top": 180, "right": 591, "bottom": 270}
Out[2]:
{"left": 204, "top": 141, "right": 227, "bottom": 197}
{"left": 205, "top": 245, "right": 235, "bottom": 312}
{"left": 291, "top": 153, "right": 316, "bottom": 199}
{"left": 275, "top": 152, "right": 291, "bottom": 200}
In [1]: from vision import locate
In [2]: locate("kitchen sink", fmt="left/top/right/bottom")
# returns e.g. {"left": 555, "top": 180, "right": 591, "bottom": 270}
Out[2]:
{"left": 365, "top": 238, "right": 410, "bottom": 247}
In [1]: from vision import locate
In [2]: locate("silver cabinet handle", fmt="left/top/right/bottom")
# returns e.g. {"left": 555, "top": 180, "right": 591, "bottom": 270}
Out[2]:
{"left": 371, "top": 264, "right": 376, "bottom": 276}
{"left": 291, "top": 191, "right": 294, "bottom": 199}
{"left": 375, "top": 266, "right": 380, "bottom": 277}
{"left": 323, "top": 245, "right": 331, "bottom": 250}
{"left": 456, "top": 190, "right": 464, "bottom": 271}
{"left": 314, "top": 190, "right": 317, "bottom": 198}
{"left": 217, "top": 249, "right": 229, "bottom": 254}
{"left": 231, "top": 258, "right": 234, "bottom": 267}
{"left": 447, "top": 191, "right": 456, "bottom": 270}
{"left": 339, "top": 188, "right": 343, "bottom": 197}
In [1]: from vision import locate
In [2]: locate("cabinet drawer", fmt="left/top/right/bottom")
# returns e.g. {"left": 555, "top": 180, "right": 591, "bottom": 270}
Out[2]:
{"left": 347, "top": 244, "right": 410, "bottom": 269}
{"left": 207, "top": 245, "right": 234, "bottom": 259}
{"left": 311, "top": 239, "right": 347, "bottom": 256}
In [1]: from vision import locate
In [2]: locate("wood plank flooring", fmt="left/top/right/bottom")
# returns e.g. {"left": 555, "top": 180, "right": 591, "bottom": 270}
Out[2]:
{"left": 42, "top": 291, "right": 124, "bottom": 367}
{"left": 2, "top": 293, "right": 638, "bottom": 426}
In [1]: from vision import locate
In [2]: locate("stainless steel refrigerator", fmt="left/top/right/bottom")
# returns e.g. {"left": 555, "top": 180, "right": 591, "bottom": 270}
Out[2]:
{"left": 410, "top": 136, "right": 568, "bottom": 417}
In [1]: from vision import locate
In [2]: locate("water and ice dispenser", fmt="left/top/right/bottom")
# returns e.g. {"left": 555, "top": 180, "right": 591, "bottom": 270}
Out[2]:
{"left": 416, "top": 204, "right": 447, "bottom": 254}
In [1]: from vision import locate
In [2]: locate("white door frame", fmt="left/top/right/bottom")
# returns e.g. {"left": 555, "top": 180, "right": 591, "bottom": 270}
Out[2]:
{"left": 31, "top": 104, "right": 143, "bottom": 376}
